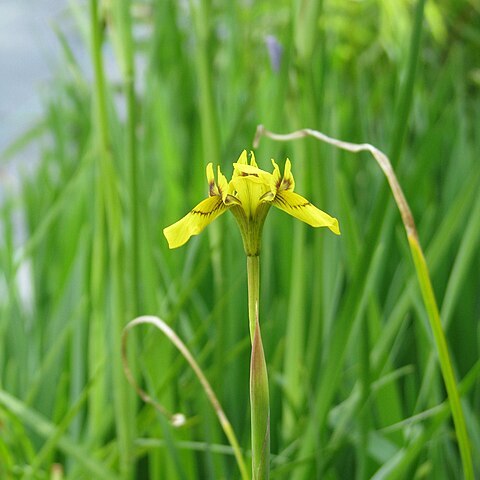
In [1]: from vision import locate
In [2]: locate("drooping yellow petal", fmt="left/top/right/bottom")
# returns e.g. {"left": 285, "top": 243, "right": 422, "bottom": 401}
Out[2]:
{"left": 163, "top": 196, "right": 229, "bottom": 248}
{"left": 273, "top": 190, "right": 340, "bottom": 234}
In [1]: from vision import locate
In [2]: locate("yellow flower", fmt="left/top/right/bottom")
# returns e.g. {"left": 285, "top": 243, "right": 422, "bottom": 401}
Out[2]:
{"left": 163, "top": 150, "right": 340, "bottom": 255}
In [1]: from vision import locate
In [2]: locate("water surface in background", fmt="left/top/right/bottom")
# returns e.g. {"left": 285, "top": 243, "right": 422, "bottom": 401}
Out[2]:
{"left": 0, "top": 0, "right": 68, "bottom": 153}
{"left": 0, "top": 0, "right": 70, "bottom": 305}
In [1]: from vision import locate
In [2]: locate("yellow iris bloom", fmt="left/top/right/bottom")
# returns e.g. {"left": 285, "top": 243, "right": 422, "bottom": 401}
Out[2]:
{"left": 163, "top": 150, "right": 340, "bottom": 255}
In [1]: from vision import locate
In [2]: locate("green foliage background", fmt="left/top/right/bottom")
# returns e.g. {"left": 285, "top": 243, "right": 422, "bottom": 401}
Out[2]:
{"left": 1, "top": 0, "right": 479, "bottom": 478}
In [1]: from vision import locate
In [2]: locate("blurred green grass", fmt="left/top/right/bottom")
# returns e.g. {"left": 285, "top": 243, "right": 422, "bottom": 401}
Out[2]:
{"left": 1, "top": 0, "right": 479, "bottom": 479}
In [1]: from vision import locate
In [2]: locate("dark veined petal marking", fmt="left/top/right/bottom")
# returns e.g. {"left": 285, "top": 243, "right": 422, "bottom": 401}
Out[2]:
{"left": 272, "top": 191, "right": 340, "bottom": 234}
{"left": 192, "top": 197, "right": 225, "bottom": 217}
{"left": 164, "top": 196, "right": 230, "bottom": 248}
{"left": 274, "top": 193, "right": 311, "bottom": 210}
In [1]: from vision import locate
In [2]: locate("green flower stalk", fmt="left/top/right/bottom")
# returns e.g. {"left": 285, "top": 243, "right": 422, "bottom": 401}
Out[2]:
{"left": 164, "top": 150, "right": 340, "bottom": 479}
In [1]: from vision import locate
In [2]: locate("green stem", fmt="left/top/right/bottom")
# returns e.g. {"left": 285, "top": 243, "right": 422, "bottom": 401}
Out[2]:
{"left": 90, "top": 1, "right": 133, "bottom": 477}
{"left": 247, "top": 256, "right": 260, "bottom": 343}
{"left": 121, "top": 0, "right": 141, "bottom": 314}
{"left": 408, "top": 235, "right": 473, "bottom": 480}
{"left": 247, "top": 255, "right": 270, "bottom": 480}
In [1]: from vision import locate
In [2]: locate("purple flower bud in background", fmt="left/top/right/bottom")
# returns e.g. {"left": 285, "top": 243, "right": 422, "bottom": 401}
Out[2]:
{"left": 265, "top": 35, "right": 283, "bottom": 72}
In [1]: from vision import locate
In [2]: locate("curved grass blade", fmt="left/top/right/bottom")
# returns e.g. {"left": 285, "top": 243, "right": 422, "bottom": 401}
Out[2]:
{"left": 121, "top": 315, "right": 250, "bottom": 480}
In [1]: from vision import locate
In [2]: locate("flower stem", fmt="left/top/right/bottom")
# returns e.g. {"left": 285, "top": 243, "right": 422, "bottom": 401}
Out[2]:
{"left": 247, "top": 256, "right": 260, "bottom": 342}
{"left": 247, "top": 255, "right": 270, "bottom": 480}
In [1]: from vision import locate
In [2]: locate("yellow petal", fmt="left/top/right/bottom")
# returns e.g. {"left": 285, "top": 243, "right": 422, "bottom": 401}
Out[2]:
{"left": 273, "top": 190, "right": 340, "bottom": 234}
{"left": 163, "top": 196, "right": 229, "bottom": 248}
{"left": 217, "top": 166, "right": 230, "bottom": 202}
{"left": 224, "top": 194, "right": 242, "bottom": 206}
{"left": 207, "top": 163, "right": 219, "bottom": 196}
{"left": 233, "top": 162, "right": 272, "bottom": 183}
{"left": 237, "top": 150, "right": 248, "bottom": 165}
{"left": 270, "top": 159, "right": 282, "bottom": 189}
{"left": 230, "top": 174, "right": 271, "bottom": 218}
{"left": 259, "top": 190, "right": 276, "bottom": 202}
{"left": 271, "top": 159, "right": 295, "bottom": 192}
{"left": 282, "top": 159, "right": 295, "bottom": 191}
{"left": 249, "top": 150, "right": 258, "bottom": 167}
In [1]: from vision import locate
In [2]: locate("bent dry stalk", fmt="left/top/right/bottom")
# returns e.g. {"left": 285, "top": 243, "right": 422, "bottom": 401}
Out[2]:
{"left": 253, "top": 125, "right": 474, "bottom": 480}
{"left": 163, "top": 150, "right": 340, "bottom": 479}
